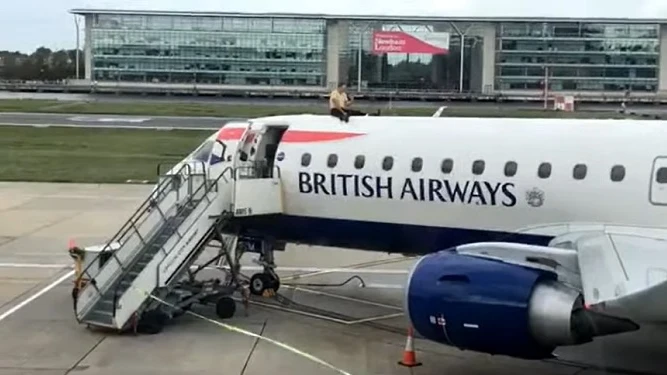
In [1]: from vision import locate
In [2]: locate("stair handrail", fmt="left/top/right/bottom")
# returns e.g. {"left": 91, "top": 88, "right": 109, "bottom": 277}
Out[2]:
{"left": 74, "top": 162, "right": 193, "bottom": 304}
{"left": 109, "top": 172, "right": 209, "bottom": 318}
{"left": 111, "top": 166, "right": 234, "bottom": 319}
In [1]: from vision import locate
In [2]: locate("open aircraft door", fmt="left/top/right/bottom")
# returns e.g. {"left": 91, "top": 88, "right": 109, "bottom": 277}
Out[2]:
{"left": 649, "top": 156, "right": 667, "bottom": 205}
{"left": 233, "top": 122, "right": 259, "bottom": 178}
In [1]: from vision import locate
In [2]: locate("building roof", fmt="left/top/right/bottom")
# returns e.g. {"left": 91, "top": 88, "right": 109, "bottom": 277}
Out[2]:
{"left": 69, "top": 8, "right": 667, "bottom": 24}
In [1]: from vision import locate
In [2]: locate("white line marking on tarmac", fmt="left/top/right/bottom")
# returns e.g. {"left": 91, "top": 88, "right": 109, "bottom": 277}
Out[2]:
{"left": 279, "top": 258, "right": 414, "bottom": 281}
{"left": 242, "top": 299, "right": 403, "bottom": 325}
{"left": 0, "top": 122, "right": 218, "bottom": 130}
{"left": 346, "top": 313, "right": 404, "bottom": 325}
{"left": 284, "top": 286, "right": 403, "bottom": 310}
{"left": 0, "top": 270, "right": 74, "bottom": 322}
{"left": 221, "top": 265, "right": 409, "bottom": 274}
{"left": 0, "top": 263, "right": 69, "bottom": 269}
{"left": 69, "top": 116, "right": 151, "bottom": 123}
{"left": 243, "top": 299, "right": 353, "bottom": 324}
{"left": 360, "top": 283, "right": 404, "bottom": 289}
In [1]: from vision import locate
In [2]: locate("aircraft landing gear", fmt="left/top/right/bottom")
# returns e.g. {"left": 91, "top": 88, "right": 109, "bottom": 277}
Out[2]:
{"left": 249, "top": 272, "right": 280, "bottom": 296}
{"left": 248, "top": 241, "right": 280, "bottom": 296}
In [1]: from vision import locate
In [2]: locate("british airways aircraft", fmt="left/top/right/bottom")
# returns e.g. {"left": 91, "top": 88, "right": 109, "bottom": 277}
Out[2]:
{"left": 133, "top": 113, "right": 667, "bottom": 361}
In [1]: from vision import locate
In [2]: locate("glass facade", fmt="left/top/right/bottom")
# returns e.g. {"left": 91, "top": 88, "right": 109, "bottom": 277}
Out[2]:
{"left": 90, "top": 14, "right": 327, "bottom": 86}
{"left": 496, "top": 22, "right": 660, "bottom": 92}
{"left": 81, "top": 11, "right": 666, "bottom": 94}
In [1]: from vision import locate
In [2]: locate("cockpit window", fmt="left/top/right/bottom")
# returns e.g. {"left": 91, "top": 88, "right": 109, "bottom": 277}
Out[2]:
{"left": 191, "top": 140, "right": 214, "bottom": 163}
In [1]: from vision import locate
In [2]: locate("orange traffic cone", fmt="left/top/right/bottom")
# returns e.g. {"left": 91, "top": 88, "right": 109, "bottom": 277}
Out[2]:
{"left": 68, "top": 238, "right": 76, "bottom": 250}
{"left": 398, "top": 326, "right": 422, "bottom": 367}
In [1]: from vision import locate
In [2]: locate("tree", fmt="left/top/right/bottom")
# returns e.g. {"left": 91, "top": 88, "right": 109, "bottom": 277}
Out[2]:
{"left": 0, "top": 46, "right": 84, "bottom": 81}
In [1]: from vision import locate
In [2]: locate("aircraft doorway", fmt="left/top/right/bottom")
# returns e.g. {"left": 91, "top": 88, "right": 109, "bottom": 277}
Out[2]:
{"left": 649, "top": 157, "right": 667, "bottom": 205}
{"left": 249, "top": 124, "right": 288, "bottom": 178}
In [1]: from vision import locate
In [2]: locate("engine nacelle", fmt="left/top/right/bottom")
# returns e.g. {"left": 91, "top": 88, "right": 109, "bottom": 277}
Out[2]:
{"left": 405, "top": 249, "right": 639, "bottom": 359}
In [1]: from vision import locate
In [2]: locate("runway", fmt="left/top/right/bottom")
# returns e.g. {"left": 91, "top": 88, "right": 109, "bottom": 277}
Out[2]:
{"left": 1, "top": 91, "right": 665, "bottom": 111}
{"left": 0, "top": 182, "right": 666, "bottom": 375}
{"left": 0, "top": 112, "right": 232, "bottom": 130}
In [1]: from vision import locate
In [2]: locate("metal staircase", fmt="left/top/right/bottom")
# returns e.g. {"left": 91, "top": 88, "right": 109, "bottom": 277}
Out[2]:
{"left": 83, "top": 202, "right": 200, "bottom": 326}
{"left": 73, "top": 162, "right": 238, "bottom": 330}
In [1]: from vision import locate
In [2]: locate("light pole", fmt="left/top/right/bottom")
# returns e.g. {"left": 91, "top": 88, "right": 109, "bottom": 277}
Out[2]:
{"left": 543, "top": 65, "right": 549, "bottom": 110}
{"left": 74, "top": 15, "right": 80, "bottom": 80}
{"left": 449, "top": 23, "right": 467, "bottom": 93}
{"left": 357, "top": 31, "right": 363, "bottom": 92}
{"left": 356, "top": 24, "right": 370, "bottom": 92}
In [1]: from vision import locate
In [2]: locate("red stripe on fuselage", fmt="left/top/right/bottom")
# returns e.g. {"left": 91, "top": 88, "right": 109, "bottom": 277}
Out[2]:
{"left": 217, "top": 128, "right": 364, "bottom": 143}
{"left": 281, "top": 130, "right": 364, "bottom": 142}
{"left": 217, "top": 127, "right": 246, "bottom": 141}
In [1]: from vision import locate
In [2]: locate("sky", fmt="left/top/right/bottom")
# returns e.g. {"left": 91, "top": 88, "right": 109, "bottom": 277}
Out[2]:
{"left": 3, "top": 0, "right": 667, "bottom": 53}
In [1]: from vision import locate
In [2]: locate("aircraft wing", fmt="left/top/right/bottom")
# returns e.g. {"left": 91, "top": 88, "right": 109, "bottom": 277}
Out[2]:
{"left": 573, "top": 232, "right": 667, "bottom": 323}
{"left": 456, "top": 228, "right": 667, "bottom": 325}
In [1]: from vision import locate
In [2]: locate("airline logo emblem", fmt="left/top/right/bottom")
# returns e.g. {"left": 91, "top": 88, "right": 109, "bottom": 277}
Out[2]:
{"left": 525, "top": 188, "right": 545, "bottom": 207}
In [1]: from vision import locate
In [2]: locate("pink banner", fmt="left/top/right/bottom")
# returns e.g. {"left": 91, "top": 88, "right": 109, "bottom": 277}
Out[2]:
{"left": 372, "top": 31, "right": 450, "bottom": 55}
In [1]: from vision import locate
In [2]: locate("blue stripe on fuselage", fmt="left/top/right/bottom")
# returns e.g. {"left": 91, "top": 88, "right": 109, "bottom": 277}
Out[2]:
{"left": 230, "top": 215, "right": 554, "bottom": 255}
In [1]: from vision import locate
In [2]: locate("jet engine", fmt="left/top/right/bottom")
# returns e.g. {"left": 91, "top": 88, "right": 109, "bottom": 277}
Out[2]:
{"left": 404, "top": 249, "right": 639, "bottom": 359}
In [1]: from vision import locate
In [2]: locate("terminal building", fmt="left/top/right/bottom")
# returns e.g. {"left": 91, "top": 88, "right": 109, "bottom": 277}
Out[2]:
{"left": 70, "top": 8, "right": 667, "bottom": 97}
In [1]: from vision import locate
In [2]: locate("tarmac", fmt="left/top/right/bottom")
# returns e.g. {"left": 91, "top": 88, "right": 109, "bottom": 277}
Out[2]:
{"left": 0, "top": 112, "right": 230, "bottom": 130}
{"left": 0, "top": 182, "right": 665, "bottom": 375}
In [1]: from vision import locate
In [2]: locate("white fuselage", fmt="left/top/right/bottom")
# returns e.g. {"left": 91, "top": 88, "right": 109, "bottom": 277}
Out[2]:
{"left": 165, "top": 114, "right": 667, "bottom": 372}
{"left": 194, "top": 115, "right": 667, "bottom": 254}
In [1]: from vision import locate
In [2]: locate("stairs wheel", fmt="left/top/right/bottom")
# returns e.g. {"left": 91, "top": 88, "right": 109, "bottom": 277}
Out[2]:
{"left": 215, "top": 297, "right": 236, "bottom": 319}
{"left": 137, "top": 310, "right": 168, "bottom": 335}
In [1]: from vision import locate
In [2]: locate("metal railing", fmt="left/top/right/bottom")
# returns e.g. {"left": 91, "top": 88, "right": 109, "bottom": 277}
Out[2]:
{"left": 73, "top": 162, "right": 198, "bottom": 322}
{"left": 111, "top": 166, "right": 235, "bottom": 319}
{"left": 155, "top": 166, "right": 236, "bottom": 287}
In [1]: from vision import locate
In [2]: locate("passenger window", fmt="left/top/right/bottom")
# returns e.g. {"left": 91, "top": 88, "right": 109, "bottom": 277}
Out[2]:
{"left": 504, "top": 161, "right": 517, "bottom": 177}
{"left": 610, "top": 165, "right": 625, "bottom": 182}
{"left": 411, "top": 157, "right": 423, "bottom": 172}
{"left": 327, "top": 154, "right": 338, "bottom": 168}
{"left": 441, "top": 158, "right": 453, "bottom": 174}
{"left": 538, "top": 162, "right": 552, "bottom": 179}
{"left": 354, "top": 155, "right": 365, "bottom": 169}
{"left": 382, "top": 156, "right": 394, "bottom": 171}
{"left": 573, "top": 164, "right": 587, "bottom": 180}
{"left": 301, "top": 153, "right": 311, "bottom": 167}
{"left": 472, "top": 160, "right": 485, "bottom": 175}
{"left": 657, "top": 167, "right": 667, "bottom": 183}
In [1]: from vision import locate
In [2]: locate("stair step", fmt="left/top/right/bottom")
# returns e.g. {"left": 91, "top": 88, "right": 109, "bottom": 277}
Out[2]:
{"left": 92, "top": 308, "right": 113, "bottom": 317}
{"left": 79, "top": 194, "right": 208, "bottom": 330}
{"left": 85, "top": 310, "right": 114, "bottom": 325}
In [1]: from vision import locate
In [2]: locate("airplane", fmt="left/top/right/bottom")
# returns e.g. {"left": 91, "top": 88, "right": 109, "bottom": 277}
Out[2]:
{"left": 79, "top": 112, "right": 667, "bottom": 362}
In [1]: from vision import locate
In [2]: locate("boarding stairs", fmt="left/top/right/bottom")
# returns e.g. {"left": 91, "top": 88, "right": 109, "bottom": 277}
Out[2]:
{"left": 73, "top": 161, "right": 284, "bottom": 331}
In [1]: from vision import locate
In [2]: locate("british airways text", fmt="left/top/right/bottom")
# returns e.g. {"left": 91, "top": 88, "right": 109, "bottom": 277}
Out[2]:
{"left": 298, "top": 172, "right": 517, "bottom": 207}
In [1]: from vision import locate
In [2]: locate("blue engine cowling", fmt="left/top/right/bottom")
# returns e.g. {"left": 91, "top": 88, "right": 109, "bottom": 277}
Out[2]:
{"left": 405, "top": 249, "right": 590, "bottom": 359}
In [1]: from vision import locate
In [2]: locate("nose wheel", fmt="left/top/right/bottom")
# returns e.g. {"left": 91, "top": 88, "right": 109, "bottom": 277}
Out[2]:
{"left": 249, "top": 272, "right": 280, "bottom": 296}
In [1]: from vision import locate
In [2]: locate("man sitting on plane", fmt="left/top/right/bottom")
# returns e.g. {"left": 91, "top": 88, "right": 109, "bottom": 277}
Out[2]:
{"left": 329, "top": 83, "right": 373, "bottom": 122}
